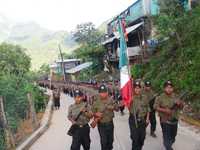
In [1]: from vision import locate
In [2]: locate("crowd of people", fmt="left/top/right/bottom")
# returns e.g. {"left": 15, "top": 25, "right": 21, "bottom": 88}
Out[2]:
{"left": 54, "top": 79, "right": 184, "bottom": 150}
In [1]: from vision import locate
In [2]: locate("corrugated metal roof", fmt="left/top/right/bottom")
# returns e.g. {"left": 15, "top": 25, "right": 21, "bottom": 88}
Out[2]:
{"left": 102, "top": 22, "right": 144, "bottom": 45}
{"left": 114, "top": 22, "right": 144, "bottom": 38}
{"left": 49, "top": 63, "right": 58, "bottom": 68}
{"left": 56, "top": 59, "right": 81, "bottom": 63}
{"left": 65, "top": 62, "right": 93, "bottom": 74}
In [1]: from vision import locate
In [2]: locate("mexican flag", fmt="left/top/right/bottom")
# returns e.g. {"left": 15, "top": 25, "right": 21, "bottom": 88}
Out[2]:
{"left": 118, "top": 18, "right": 133, "bottom": 107}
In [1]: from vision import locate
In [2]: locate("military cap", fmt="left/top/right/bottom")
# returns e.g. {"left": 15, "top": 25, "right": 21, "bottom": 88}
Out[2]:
{"left": 145, "top": 81, "right": 151, "bottom": 87}
{"left": 134, "top": 81, "right": 141, "bottom": 88}
{"left": 74, "top": 89, "right": 83, "bottom": 97}
{"left": 114, "top": 79, "right": 118, "bottom": 83}
{"left": 164, "top": 80, "right": 173, "bottom": 87}
{"left": 98, "top": 84, "right": 108, "bottom": 93}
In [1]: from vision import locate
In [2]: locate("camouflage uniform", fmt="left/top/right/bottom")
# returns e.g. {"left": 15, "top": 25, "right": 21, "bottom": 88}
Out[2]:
{"left": 129, "top": 94, "right": 150, "bottom": 150}
{"left": 92, "top": 97, "right": 118, "bottom": 150}
{"left": 112, "top": 81, "right": 125, "bottom": 115}
{"left": 68, "top": 101, "right": 92, "bottom": 150}
{"left": 143, "top": 89, "right": 157, "bottom": 135}
{"left": 154, "top": 93, "right": 180, "bottom": 150}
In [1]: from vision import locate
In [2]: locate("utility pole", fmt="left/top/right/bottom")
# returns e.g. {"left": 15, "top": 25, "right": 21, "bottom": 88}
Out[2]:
{"left": 58, "top": 44, "right": 66, "bottom": 82}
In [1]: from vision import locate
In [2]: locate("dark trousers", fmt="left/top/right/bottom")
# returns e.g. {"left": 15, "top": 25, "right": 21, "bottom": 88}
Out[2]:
{"left": 129, "top": 116, "right": 146, "bottom": 150}
{"left": 149, "top": 111, "right": 156, "bottom": 133}
{"left": 160, "top": 122, "right": 178, "bottom": 150}
{"left": 54, "top": 98, "right": 60, "bottom": 108}
{"left": 97, "top": 121, "right": 114, "bottom": 150}
{"left": 71, "top": 124, "right": 90, "bottom": 150}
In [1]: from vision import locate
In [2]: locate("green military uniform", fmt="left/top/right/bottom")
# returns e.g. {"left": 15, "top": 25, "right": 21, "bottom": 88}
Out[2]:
{"left": 154, "top": 80, "right": 182, "bottom": 150}
{"left": 154, "top": 93, "right": 180, "bottom": 123}
{"left": 68, "top": 102, "right": 91, "bottom": 126}
{"left": 68, "top": 89, "right": 92, "bottom": 150}
{"left": 92, "top": 97, "right": 117, "bottom": 123}
{"left": 92, "top": 84, "right": 118, "bottom": 150}
{"left": 129, "top": 94, "right": 150, "bottom": 119}
{"left": 112, "top": 80, "right": 124, "bottom": 115}
{"left": 143, "top": 89, "right": 155, "bottom": 103}
{"left": 143, "top": 88, "right": 157, "bottom": 136}
{"left": 129, "top": 82, "right": 150, "bottom": 150}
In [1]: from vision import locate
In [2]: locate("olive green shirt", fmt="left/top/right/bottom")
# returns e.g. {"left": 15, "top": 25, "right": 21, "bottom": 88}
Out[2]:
{"left": 129, "top": 94, "right": 150, "bottom": 118}
{"left": 68, "top": 102, "right": 91, "bottom": 125}
{"left": 143, "top": 89, "right": 155, "bottom": 103}
{"left": 154, "top": 93, "right": 180, "bottom": 123}
{"left": 92, "top": 97, "right": 118, "bottom": 123}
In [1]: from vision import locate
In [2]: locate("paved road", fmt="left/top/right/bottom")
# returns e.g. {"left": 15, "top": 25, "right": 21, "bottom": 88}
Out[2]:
{"left": 30, "top": 93, "right": 200, "bottom": 150}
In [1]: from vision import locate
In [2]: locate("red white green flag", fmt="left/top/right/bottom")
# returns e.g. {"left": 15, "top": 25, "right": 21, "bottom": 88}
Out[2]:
{"left": 118, "top": 18, "right": 132, "bottom": 107}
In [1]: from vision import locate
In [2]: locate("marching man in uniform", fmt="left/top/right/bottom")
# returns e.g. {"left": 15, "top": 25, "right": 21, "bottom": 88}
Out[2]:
{"left": 129, "top": 81, "right": 150, "bottom": 150}
{"left": 91, "top": 84, "right": 119, "bottom": 150}
{"left": 143, "top": 81, "right": 157, "bottom": 137}
{"left": 68, "top": 89, "right": 93, "bottom": 150}
{"left": 154, "top": 81, "right": 184, "bottom": 150}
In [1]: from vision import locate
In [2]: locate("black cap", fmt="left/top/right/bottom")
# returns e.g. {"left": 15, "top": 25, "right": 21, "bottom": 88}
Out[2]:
{"left": 74, "top": 89, "right": 83, "bottom": 97}
{"left": 134, "top": 81, "right": 141, "bottom": 88}
{"left": 114, "top": 79, "right": 118, "bottom": 83}
{"left": 145, "top": 81, "right": 151, "bottom": 87}
{"left": 98, "top": 84, "right": 108, "bottom": 93}
{"left": 164, "top": 80, "right": 173, "bottom": 87}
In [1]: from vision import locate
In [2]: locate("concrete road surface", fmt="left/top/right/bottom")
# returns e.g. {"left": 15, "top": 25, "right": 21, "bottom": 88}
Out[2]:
{"left": 30, "top": 93, "right": 200, "bottom": 150}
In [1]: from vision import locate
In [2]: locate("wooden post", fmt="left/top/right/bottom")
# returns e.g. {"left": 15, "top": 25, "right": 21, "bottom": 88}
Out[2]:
{"left": 27, "top": 93, "right": 38, "bottom": 129}
{"left": 0, "top": 96, "right": 15, "bottom": 149}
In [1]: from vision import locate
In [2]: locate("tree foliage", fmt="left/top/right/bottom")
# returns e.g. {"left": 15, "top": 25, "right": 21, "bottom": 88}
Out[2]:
{"left": 63, "top": 22, "right": 106, "bottom": 81}
{"left": 0, "top": 43, "right": 31, "bottom": 76}
{"left": 73, "top": 22, "right": 103, "bottom": 45}
{"left": 135, "top": 1, "right": 200, "bottom": 114}
{"left": 0, "top": 43, "right": 47, "bottom": 149}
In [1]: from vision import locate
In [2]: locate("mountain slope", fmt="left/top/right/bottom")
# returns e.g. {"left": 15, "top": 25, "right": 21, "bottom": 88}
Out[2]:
{"left": 0, "top": 16, "right": 77, "bottom": 70}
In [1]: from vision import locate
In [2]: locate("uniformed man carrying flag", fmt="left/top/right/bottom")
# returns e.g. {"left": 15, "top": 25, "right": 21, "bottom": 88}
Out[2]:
{"left": 129, "top": 81, "right": 150, "bottom": 150}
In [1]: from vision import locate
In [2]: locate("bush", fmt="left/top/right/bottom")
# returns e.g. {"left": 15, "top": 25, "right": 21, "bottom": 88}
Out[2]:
{"left": 134, "top": 3, "right": 200, "bottom": 113}
{"left": 0, "top": 43, "right": 47, "bottom": 149}
{"left": 0, "top": 127, "right": 5, "bottom": 150}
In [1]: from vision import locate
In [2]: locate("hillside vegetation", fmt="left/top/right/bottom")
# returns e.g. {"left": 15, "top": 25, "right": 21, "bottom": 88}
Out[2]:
{"left": 133, "top": 1, "right": 200, "bottom": 117}
{"left": 0, "top": 43, "right": 47, "bottom": 149}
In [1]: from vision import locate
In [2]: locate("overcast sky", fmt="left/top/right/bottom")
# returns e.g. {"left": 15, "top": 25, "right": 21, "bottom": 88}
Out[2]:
{"left": 0, "top": 0, "right": 136, "bottom": 31}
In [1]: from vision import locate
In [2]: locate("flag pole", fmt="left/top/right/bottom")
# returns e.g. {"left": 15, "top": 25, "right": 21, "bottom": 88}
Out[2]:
{"left": 118, "top": 17, "right": 138, "bottom": 127}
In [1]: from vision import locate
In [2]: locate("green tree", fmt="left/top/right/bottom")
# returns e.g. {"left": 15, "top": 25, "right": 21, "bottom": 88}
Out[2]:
{"left": 73, "top": 22, "right": 103, "bottom": 45}
{"left": 38, "top": 63, "right": 50, "bottom": 78}
{"left": 74, "top": 44, "right": 105, "bottom": 80}
{"left": 0, "top": 43, "right": 47, "bottom": 148}
{"left": 0, "top": 43, "right": 31, "bottom": 76}
{"left": 137, "top": 1, "right": 200, "bottom": 114}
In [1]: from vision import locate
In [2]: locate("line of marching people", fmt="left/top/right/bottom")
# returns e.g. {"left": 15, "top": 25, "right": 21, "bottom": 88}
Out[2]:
{"left": 66, "top": 80, "right": 184, "bottom": 150}
{"left": 52, "top": 83, "right": 96, "bottom": 110}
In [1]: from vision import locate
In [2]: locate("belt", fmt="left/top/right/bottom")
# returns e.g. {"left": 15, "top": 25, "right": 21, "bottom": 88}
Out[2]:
{"left": 129, "top": 114, "right": 146, "bottom": 122}
{"left": 77, "top": 124, "right": 88, "bottom": 128}
{"left": 98, "top": 121, "right": 113, "bottom": 126}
